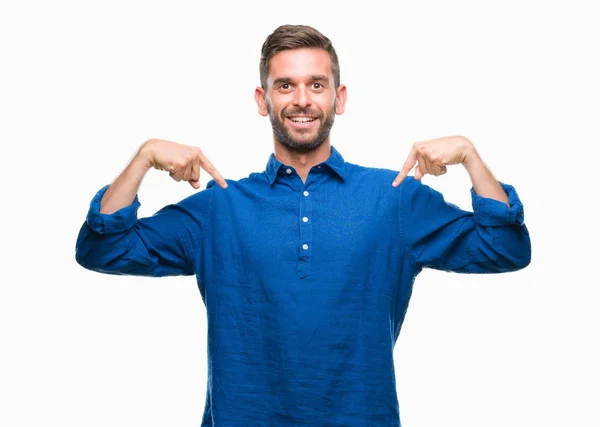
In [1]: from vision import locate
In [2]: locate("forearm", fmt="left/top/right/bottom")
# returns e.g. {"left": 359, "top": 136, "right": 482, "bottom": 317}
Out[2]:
{"left": 100, "top": 143, "right": 153, "bottom": 214}
{"left": 462, "top": 144, "right": 509, "bottom": 207}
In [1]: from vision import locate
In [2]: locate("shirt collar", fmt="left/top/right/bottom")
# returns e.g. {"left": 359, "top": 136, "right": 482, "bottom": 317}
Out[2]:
{"left": 265, "top": 145, "right": 346, "bottom": 185}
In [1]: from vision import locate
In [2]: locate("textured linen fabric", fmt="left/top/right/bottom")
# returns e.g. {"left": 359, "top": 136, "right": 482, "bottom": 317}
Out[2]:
{"left": 75, "top": 146, "right": 531, "bottom": 426}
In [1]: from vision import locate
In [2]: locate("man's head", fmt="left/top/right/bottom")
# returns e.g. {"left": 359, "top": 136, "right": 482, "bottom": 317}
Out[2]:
{"left": 255, "top": 25, "right": 347, "bottom": 153}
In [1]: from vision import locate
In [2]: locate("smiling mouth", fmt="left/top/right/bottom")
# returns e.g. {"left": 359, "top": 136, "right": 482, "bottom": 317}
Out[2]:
{"left": 287, "top": 116, "right": 318, "bottom": 127}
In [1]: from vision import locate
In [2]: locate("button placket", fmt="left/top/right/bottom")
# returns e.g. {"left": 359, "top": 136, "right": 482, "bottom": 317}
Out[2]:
{"left": 297, "top": 185, "right": 313, "bottom": 278}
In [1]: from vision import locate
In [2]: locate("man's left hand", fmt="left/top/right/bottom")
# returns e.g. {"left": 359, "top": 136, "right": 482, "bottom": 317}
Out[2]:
{"left": 392, "top": 135, "right": 475, "bottom": 187}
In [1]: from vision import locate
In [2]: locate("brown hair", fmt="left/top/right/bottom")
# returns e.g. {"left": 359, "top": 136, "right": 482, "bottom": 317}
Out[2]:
{"left": 259, "top": 24, "right": 340, "bottom": 90}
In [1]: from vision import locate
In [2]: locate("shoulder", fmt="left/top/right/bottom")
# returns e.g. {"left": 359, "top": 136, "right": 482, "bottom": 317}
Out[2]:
{"left": 344, "top": 162, "right": 399, "bottom": 184}
{"left": 202, "top": 174, "right": 267, "bottom": 204}
{"left": 346, "top": 162, "right": 441, "bottom": 209}
{"left": 340, "top": 163, "right": 418, "bottom": 213}
{"left": 344, "top": 162, "right": 424, "bottom": 196}
{"left": 206, "top": 173, "right": 264, "bottom": 192}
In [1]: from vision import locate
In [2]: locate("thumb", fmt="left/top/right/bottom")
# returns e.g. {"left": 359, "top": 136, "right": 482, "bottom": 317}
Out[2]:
{"left": 414, "top": 165, "right": 423, "bottom": 180}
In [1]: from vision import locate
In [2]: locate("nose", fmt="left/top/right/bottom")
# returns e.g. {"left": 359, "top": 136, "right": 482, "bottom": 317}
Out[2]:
{"left": 292, "top": 84, "right": 311, "bottom": 108}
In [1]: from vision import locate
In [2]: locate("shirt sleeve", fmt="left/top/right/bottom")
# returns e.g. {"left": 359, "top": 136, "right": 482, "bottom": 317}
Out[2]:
{"left": 75, "top": 184, "right": 213, "bottom": 277}
{"left": 399, "top": 176, "right": 531, "bottom": 273}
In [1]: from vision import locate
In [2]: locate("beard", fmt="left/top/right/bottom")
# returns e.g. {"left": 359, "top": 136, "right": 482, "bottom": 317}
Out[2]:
{"left": 267, "top": 100, "right": 336, "bottom": 154}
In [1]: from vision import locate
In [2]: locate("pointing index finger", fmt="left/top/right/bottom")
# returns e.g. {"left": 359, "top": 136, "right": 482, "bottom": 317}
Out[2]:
{"left": 392, "top": 149, "right": 417, "bottom": 187}
{"left": 199, "top": 152, "right": 228, "bottom": 189}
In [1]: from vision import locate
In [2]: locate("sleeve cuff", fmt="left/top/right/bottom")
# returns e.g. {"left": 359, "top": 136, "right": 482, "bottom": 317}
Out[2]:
{"left": 85, "top": 184, "right": 141, "bottom": 235}
{"left": 471, "top": 182, "right": 525, "bottom": 227}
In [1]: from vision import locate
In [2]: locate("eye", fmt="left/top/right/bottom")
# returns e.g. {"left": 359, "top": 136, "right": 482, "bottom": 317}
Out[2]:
{"left": 280, "top": 83, "right": 291, "bottom": 90}
{"left": 312, "top": 83, "right": 323, "bottom": 89}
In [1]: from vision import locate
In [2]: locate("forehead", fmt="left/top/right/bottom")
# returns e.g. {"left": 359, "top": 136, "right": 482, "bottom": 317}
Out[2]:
{"left": 268, "top": 48, "right": 332, "bottom": 81}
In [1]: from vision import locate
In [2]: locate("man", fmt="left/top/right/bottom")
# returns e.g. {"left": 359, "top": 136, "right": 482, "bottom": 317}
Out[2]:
{"left": 76, "top": 24, "right": 531, "bottom": 427}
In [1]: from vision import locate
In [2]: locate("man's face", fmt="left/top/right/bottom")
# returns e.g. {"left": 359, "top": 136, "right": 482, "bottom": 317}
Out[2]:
{"left": 256, "top": 48, "right": 346, "bottom": 153}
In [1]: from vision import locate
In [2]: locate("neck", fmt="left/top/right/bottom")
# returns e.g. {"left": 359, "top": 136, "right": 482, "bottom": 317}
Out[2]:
{"left": 273, "top": 139, "right": 332, "bottom": 183}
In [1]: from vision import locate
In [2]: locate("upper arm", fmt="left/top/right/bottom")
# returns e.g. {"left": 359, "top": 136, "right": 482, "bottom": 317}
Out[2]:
{"left": 75, "top": 185, "right": 213, "bottom": 277}
{"left": 399, "top": 177, "right": 531, "bottom": 274}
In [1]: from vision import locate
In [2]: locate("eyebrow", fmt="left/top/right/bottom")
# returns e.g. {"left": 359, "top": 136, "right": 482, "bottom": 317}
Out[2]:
{"left": 273, "top": 75, "right": 330, "bottom": 86}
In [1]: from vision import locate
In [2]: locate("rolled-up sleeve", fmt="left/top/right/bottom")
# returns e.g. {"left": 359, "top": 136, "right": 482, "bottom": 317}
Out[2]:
{"left": 75, "top": 184, "right": 213, "bottom": 277}
{"left": 400, "top": 177, "right": 531, "bottom": 273}
{"left": 84, "top": 185, "right": 142, "bottom": 235}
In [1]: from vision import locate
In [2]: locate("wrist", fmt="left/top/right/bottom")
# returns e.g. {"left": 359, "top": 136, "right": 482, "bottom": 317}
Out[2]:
{"left": 135, "top": 140, "right": 156, "bottom": 170}
{"left": 461, "top": 140, "right": 479, "bottom": 169}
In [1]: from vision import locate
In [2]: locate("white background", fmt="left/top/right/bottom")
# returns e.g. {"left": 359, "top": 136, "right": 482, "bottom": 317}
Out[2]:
{"left": 1, "top": 1, "right": 598, "bottom": 426}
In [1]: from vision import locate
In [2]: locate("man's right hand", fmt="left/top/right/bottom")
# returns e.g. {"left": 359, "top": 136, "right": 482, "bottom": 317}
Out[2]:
{"left": 139, "top": 139, "right": 228, "bottom": 189}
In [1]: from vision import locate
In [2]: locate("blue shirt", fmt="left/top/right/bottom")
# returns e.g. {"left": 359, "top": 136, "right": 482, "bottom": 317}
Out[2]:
{"left": 76, "top": 145, "right": 531, "bottom": 426}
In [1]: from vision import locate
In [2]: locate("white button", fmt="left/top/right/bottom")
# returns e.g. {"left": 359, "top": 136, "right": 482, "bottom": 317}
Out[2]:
{"left": 302, "top": 244, "right": 308, "bottom": 250}
{"left": 303, "top": 191, "right": 309, "bottom": 196}
{"left": 286, "top": 168, "right": 292, "bottom": 174}
{"left": 302, "top": 217, "right": 308, "bottom": 223}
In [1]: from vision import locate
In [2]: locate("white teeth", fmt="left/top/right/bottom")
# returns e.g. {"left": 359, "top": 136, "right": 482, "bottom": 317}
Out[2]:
{"left": 290, "top": 117, "right": 315, "bottom": 123}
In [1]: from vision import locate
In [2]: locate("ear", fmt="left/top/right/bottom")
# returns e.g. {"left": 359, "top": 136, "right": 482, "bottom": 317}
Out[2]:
{"left": 255, "top": 87, "right": 269, "bottom": 117}
{"left": 335, "top": 84, "right": 347, "bottom": 115}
